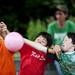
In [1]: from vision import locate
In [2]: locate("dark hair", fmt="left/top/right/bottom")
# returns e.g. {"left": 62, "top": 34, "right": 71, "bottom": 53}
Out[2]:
{"left": 35, "top": 32, "right": 53, "bottom": 47}
{"left": 55, "top": 5, "right": 68, "bottom": 14}
{"left": 67, "top": 32, "right": 75, "bottom": 44}
{"left": 53, "top": 5, "right": 69, "bottom": 20}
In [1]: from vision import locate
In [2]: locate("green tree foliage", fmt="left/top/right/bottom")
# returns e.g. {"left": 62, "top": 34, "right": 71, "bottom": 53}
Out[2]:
{"left": 27, "top": 19, "right": 47, "bottom": 40}
{"left": 0, "top": 0, "right": 75, "bottom": 38}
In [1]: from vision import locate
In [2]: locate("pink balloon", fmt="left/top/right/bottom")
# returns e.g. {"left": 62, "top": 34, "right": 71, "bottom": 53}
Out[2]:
{"left": 4, "top": 32, "right": 24, "bottom": 52}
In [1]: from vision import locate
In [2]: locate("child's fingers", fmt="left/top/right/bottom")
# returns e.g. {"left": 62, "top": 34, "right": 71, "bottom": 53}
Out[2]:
{"left": 48, "top": 48, "right": 55, "bottom": 54}
{"left": 53, "top": 45, "right": 61, "bottom": 58}
{"left": 0, "top": 22, "right": 7, "bottom": 32}
{"left": 2, "top": 28, "right": 7, "bottom": 32}
{"left": 0, "top": 22, "right": 7, "bottom": 28}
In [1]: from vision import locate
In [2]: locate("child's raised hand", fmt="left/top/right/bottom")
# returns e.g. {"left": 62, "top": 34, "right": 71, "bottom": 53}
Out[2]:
{"left": 53, "top": 45, "right": 61, "bottom": 58}
{"left": 48, "top": 48, "right": 55, "bottom": 54}
{"left": 0, "top": 21, "right": 7, "bottom": 32}
{"left": 0, "top": 21, "right": 9, "bottom": 38}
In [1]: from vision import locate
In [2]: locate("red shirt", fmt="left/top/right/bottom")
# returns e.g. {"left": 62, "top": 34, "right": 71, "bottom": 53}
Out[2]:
{"left": 19, "top": 43, "right": 47, "bottom": 75}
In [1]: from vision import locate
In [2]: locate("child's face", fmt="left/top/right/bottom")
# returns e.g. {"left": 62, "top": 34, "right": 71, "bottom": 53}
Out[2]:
{"left": 35, "top": 35, "right": 47, "bottom": 46}
{"left": 61, "top": 36, "right": 74, "bottom": 52}
{"left": 55, "top": 11, "right": 67, "bottom": 21}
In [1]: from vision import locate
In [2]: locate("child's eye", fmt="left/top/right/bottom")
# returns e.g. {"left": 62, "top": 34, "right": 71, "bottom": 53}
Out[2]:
{"left": 64, "top": 38, "right": 68, "bottom": 42}
{"left": 64, "top": 40, "right": 67, "bottom": 42}
{"left": 42, "top": 40, "right": 46, "bottom": 44}
{"left": 42, "top": 41, "right": 45, "bottom": 43}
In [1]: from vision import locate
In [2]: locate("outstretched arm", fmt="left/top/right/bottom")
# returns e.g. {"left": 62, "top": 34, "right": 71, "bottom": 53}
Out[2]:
{"left": 24, "top": 38, "right": 47, "bottom": 53}
{"left": 24, "top": 38, "right": 61, "bottom": 54}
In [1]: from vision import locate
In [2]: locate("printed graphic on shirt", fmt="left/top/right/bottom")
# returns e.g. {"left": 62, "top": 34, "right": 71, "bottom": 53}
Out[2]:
{"left": 31, "top": 51, "right": 46, "bottom": 61}
{"left": 54, "top": 33, "right": 66, "bottom": 44}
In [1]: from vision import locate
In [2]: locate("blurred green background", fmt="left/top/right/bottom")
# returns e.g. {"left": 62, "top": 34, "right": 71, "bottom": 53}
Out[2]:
{"left": 0, "top": 0, "right": 75, "bottom": 38}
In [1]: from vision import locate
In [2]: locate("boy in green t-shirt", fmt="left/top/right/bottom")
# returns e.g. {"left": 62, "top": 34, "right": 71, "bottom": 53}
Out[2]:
{"left": 47, "top": 5, "right": 75, "bottom": 45}
{"left": 56, "top": 32, "right": 75, "bottom": 75}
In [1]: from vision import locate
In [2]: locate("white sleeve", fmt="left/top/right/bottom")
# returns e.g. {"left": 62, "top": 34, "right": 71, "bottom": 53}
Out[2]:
{"left": 24, "top": 38, "right": 47, "bottom": 53}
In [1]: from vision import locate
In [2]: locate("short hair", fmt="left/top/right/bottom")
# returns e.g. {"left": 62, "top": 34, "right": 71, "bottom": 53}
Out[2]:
{"left": 67, "top": 32, "right": 75, "bottom": 44}
{"left": 54, "top": 5, "right": 69, "bottom": 14}
{"left": 35, "top": 32, "right": 53, "bottom": 47}
{"left": 53, "top": 5, "right": 69, "bottom": 20}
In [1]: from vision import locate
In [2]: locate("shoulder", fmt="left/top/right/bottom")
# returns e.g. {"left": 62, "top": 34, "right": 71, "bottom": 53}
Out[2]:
{"left": 20, "top": 43, "right": 36, "bottom": 52}
{"left": 66, "top": 20, "right": 75, "bottom": 25}
{"left": 48, "top": 21, "right": 56, "bottom": 27}
{"left": 0, "top": 36, "right": 3, "bottom": 40}
{"left": 21, "top": 43, "right": 32, "bottom": 49}
{"left": 0, "top": 36, "right": 4, "bottom": 44}
{"left": 0, "top": 36, "right": 6, "bottom": 51}
{"left": 66, "top": 20, "right": 75, "bottom": 30}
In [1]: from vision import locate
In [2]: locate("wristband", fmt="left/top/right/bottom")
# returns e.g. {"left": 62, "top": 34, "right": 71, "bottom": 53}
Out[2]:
{"left": 47, "top": 48, "right": 52, "bottom": 53}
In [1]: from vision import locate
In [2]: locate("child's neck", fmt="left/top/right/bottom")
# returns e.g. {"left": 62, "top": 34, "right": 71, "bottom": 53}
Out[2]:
{"left": 57, "top": 20, "right": 65, "bottom": 28}
{"left": 65, "top": 47, "right": 75, "bottom": 53}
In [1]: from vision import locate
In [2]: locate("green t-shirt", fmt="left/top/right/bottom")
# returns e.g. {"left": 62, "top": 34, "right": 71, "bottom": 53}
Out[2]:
{"left": 49, "top": 51, "right": 75, "bottom": 75}
{"left": 58, "top": 51, "right": 75, "bottom": 75}
{"left": 47, "top": 20, "right": 75, "bottom": 45}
